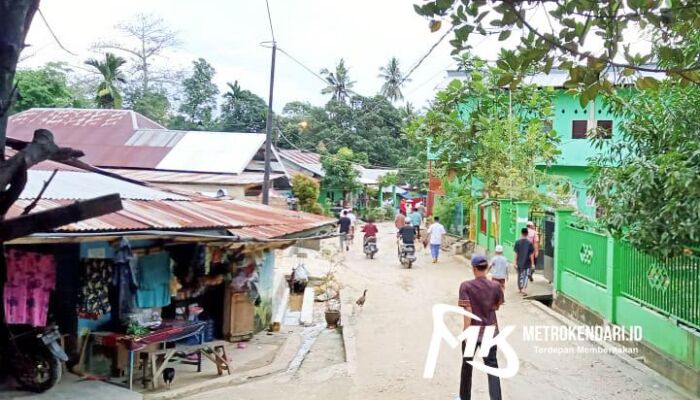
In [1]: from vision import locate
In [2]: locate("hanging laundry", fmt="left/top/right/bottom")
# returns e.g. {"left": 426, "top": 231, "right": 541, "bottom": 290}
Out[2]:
{"left": 3, "top": 249, "right": 56, "bottom": 326}
{"left": 111, "top": 238, "right": 138, "bottom": 321}
{"left": 79, "top": 259, "right": 113, "bottom": 318}
{"left": 136, "top": 252, "right": 172, "bottom": 308}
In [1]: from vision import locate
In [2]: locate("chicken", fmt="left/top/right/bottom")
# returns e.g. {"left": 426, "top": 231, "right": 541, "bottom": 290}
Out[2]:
{"left": 355, "top": 289, "right": 368, "bottom": 308}
{"left": 162, "top": 367, "right": 175, "bottom": 389}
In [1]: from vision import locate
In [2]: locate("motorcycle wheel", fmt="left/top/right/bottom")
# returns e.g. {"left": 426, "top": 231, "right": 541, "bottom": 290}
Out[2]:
{"left": 407, "top": 261, "right": 413, "bottom": 268}
{"left": 370, "top": 252, "right": 374, "bottom": 259}
{"left": 12, "top": 347, "right": 61, "bottom": 393}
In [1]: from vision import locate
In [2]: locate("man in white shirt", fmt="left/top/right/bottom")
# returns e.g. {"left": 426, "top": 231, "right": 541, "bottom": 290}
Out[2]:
{"left": 427, "top": 216, "right": 447, "bottom": 263}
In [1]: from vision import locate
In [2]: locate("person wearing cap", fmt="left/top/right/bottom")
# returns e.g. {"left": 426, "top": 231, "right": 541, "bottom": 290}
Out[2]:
{"left": 526, "top": 221, "right": 540, "bottom": 281}
{"left": 514, "top": 227, "right": 535, "bottom": 295}
{"left": 457, "top": 254, "right": 504, "bottom": 400}
{"left": 489, "top": 245, "right": 509, "bottom": 291}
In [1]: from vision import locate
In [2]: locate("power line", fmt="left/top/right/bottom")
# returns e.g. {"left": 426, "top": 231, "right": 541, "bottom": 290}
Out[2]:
{"left": 38, "top": 8, "right": 77, "bottom": 56}
{"left": 400, "top": 25, "right": 455, "bottom": 86}
{"left": 264, "top": 0, "right": 276, "bottom": 43}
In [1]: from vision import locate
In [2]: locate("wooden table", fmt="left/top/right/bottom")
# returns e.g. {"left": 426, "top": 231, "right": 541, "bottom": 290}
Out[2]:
{"left": 142, "top": 341, "right": 231, "bottom": 390}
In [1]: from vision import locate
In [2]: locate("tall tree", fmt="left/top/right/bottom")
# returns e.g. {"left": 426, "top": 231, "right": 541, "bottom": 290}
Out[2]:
{"left": 12, "top": 63, "right": 81, "bottom": 112}
{"left": 405, "top": 57, "right": 561, "bottom": 201}
{"left": 94, "top": 13, "right": 180, "bottom": 93}
{"left": 220, "top": 81, "right": 267, "bottom": 133}
{"left": 378, "top": 57, "right": 409, "bottom": 102}
{"left": 589, "top": 83, "right": 700, "bottom": 257}
{"left": 85, "top": 53, "right": 127, "bottom": 109}
{"left": 414, "top": 1, "right": 700, "bottom": 102}
{"left": 129, "top": 90, "right": 170, "bottom": 125}
{"left": 321, "top": 147, "right": 363, "bottom": 202}
{"left": 178, "top": 58, "right": 218, "bottom": 130}
{"left": 320, "top": 59, "right": 355, "bottom": 103}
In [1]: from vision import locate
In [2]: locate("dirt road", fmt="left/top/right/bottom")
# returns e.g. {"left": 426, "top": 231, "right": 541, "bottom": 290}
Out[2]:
{"left": 185, "top": 222, "right": 693, "bottom": 400}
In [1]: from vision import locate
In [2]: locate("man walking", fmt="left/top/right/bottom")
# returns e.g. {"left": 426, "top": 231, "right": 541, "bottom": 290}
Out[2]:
{"left": 514, "top": 227, "right": 535, "bottom": 295}
{"left": 526, "top": 221, "right": 539, "bottom": 281}
{"left": 458, "top": 255, "right": 504, "bottom": 400}
{"left": 338, "top": 210, "right": 352, "bottom": 252}
{"left": 427, "top": 216, "right": 446, "bottom": 263}
{"left": 410, "top": 207, "right": 423, "bottom": 239}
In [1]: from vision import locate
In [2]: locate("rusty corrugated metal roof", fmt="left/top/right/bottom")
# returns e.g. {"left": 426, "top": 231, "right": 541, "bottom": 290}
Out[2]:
{"left": 8, "top": 147, "right": 332, "bottom": 240}
{"left": 7, "top": 109, "right": 280, "bottom": 174}
{"left": 6, "top": 198, "right": 332, "bottom": 239}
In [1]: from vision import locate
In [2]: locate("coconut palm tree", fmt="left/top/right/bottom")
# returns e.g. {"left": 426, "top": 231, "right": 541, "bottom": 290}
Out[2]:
{"left": 378, "top": 57, "right": 409, "bottom": 102}
{"left": 320, "top": 59, "right": 355, "bottom": 103}
{"left": 85, "top": 53, "right": 127, "bottom": 108}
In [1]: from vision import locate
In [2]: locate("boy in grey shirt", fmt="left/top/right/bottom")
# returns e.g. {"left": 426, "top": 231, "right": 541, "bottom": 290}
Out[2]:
{"left": 489, "top": 245, "right": 509, "bottom": 291}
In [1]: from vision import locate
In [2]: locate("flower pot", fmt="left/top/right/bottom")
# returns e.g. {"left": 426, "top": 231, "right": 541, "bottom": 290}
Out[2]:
{"left": 324, "top": 310, "right": 341, "bottom": 328}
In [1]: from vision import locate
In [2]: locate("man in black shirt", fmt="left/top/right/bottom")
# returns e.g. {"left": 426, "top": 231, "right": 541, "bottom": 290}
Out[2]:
{"left": 513, "top": 227, "right": 535, "bottom": 296}
{"left": 398, "top": 220, "right": 416, "bottom": 244}
{"left": 338, "top": 210, "right": 352, "bottom": 251}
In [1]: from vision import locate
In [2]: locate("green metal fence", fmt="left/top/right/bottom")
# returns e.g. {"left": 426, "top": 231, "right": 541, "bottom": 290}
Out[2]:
{"left": 615, "top": 241, "right": 700, "bottom": 330}
{"left": 559, "top": 225, "right": 608, "bottom": 287}
{"left": 499, "top": 201, "right": 516, "bottom": 259}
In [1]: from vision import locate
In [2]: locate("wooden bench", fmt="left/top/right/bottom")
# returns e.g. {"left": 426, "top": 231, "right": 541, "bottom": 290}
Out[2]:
{"left": 140, "top": 341, "right": 231, "bottom": 389}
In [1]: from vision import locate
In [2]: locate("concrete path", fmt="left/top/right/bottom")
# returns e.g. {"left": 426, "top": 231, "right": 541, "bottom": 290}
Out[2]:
{"left": 184, "top": 222, "right": 695, "bottom": 400}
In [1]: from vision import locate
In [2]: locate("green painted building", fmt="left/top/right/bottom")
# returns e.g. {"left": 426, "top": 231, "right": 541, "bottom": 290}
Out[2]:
{"left": 447, "top": 68, "right": 661, "bottom": 217}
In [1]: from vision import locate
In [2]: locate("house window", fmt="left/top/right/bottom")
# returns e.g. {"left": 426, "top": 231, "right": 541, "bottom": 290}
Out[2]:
{"left": 572, "top": 120, "right": 588, "bottom": 139}
{"left": 596, "top": 120, "right": 613, "bottom": 138}
{"left": 479, "top": 206, "right": 487, "bottom": 234}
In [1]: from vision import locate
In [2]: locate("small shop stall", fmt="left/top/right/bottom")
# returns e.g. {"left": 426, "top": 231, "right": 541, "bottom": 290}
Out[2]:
{"left": 2, "top": 234, "right": 288, "bottom": 390}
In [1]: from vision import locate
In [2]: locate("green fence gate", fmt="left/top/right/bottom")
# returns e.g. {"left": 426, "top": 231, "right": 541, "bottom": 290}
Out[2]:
{"left": 615, "top": 241, "right": 700, "bottom": 330}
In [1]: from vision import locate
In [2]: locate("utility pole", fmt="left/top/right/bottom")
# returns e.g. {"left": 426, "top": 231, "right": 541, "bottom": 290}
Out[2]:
{"left": 261, "top": 42, "right": 277, "bottom": 205}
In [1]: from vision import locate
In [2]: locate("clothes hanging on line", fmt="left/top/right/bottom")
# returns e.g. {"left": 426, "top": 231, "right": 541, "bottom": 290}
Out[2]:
{"left": 136, "top": 252, "right": 172, "bottom": 308}
{"left": 111, "top": 238, "right": 138, "bottom": 321}
{"left": 3, "top": 249, "right": 56, "bottom": 326}
{"left": 79, "top": 259, "right": 113, "bottom": 318}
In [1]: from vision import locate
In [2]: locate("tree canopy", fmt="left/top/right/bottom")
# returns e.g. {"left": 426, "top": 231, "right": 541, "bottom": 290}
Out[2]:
{"left": 85, "top": 53, "right": 127, "bottom": 109}
{"left": 278, "top": 95, "right": 412, "bottom": 167}
{"left": 12, "top": 63, "right": 85, "bottom": 113}
{"left": 589, "top": 83, "right": 700, "bottom": 257}
{"left": 406, "top": 57, "right": 561, "bottom": 201}
{"left": 379, "top": 57, "right": 409, "bottom": 102}
{"left": 415, "top": 1, "right": 700, "bottom": 104}
{"left": 321, "top": 59, "right": 355, "bottom": 103}
{"left": 320, "top": 147, "right": 364, "bottom": 198}
{"left": 177, "top": 58, "right": 219, "bottom": 130}
{"left": 219, "top": 81, "right": 267, "bottom": 133}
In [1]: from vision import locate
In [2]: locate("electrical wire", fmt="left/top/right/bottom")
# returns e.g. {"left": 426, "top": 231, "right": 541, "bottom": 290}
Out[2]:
{"left": 264, "top": 0, "right": 276, "bottom": 43}
{"left": 37, "top": 8, "right": 77, "bottom": 56}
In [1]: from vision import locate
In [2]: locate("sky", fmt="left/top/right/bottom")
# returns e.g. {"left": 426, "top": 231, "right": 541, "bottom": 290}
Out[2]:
{"left": 22, "top": 0, "right": 507, "bottom": 112}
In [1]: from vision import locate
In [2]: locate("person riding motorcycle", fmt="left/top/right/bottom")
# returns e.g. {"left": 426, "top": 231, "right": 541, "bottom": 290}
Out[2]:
{"left": 361, "top": 218, "right": 379, "bottom": 244}
{"left": 397, "top": 219, "right": 415, "bottom": 247}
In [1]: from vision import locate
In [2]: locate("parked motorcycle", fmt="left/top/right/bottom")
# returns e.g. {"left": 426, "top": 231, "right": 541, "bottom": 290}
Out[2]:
{"left": 363, "top": 237, "right": 378, "bottom": 259}
{"left": 2, "top": 325, "right": 67, "bottom": 393}
{"left": 398, "top": 242, "right": 416, "bottom": 268}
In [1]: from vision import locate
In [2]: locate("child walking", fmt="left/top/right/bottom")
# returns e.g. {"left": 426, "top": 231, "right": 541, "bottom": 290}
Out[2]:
{"left": 489, "top": 245, "right": 509, "bottom": 291}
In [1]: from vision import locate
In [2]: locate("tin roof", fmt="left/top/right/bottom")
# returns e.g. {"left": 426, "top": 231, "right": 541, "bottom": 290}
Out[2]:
{"left": 278, "top": 149, "right": 396, "bottom": 185}
{"left": 278, "top": 149, "right": 325, "bottom": 177}
{"left": 8, "top": 109, "right": 282, "bottom": 175}
{"left": 8, "top": 148, "right": 332, "bottom": 240}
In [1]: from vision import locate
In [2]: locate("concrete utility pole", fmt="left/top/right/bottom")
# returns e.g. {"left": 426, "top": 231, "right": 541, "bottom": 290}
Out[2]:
{"left": 261, "top": 42, "right": 277, "bottom": 205}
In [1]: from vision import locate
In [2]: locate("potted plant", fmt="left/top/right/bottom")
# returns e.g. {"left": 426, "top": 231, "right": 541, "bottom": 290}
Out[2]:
{"left": 317, "top": 247, "right": 343, "bottom": 328}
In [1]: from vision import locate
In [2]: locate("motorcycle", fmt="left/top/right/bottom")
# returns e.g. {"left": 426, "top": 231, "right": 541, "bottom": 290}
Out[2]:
{"left": 363, "top": 236, "right": 378, "bottom": 259}
{"left": 398, "top": 241, "right": 417, "bottom": 268}
{"left": 2, "top": 325, "right": 68, "bottom": 393}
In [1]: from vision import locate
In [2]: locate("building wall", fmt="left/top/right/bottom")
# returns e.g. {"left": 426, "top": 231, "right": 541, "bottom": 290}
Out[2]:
{"left": 551, "top": 90, "right": 621, "bottom": 167}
